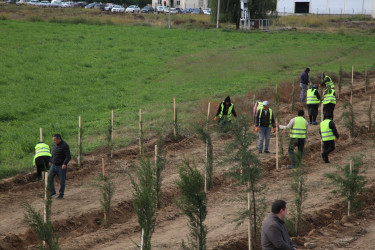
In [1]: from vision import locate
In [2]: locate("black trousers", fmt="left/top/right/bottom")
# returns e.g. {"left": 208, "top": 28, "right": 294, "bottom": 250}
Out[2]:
{"left": 307, "top": 104, "right": 319, "bottom": 122}
{"left": 288, "top": 138, "right": 305, "bottom": 166}
{"left": 35, "top": 156, "right": 50, "bottom": 179}
{"left": 322, "top": 140, "right": 335, "bottom": 159}
{"left": 323, "top": 103, "right": 335, "bottom": 119}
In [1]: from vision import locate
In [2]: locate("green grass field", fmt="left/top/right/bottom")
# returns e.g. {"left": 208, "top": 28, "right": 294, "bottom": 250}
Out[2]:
{"left": 1, "top": 18, "right": 375, "bottom": 179}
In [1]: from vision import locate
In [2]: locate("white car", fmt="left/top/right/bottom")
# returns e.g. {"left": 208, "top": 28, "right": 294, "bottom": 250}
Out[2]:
{"left": 111, "top": 5, "right": 125, "bottom": 12}
{"left": 125, "top": 5, "right": 140, "bottom": 13}
{"left": 203, "top": 8, "right": 211, "bottom": 15}
{"left": 104, "top": 3, "right": 114, "bottom": 11}
{"left": 61, "top": 1, "right": 73, "bottom": 7}
{"left": 169, "top": 8, "right": 178, "bottom": 14}
{"left": 39, "top": 1, "right": 50, "bottom": 7}
{"left": 28, "top": 0, "right": 40, "bottom": 5}
{"left": 157, "top": 6, "right": 168, "bottom": 13}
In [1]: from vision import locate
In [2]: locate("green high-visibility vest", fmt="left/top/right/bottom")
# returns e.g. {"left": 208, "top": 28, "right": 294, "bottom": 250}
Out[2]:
{"left": 290, "top": 116, "right": 307, "bottom": 139}
{"left": 306, "top": 89, "right": 320, "bottom": 104}
{"left": 33, "top": 143, "right": 51, "bottom": 166}
{"left": 259, "top": 108, "right": 273, "bottom": 127}
{"left": 323, "top": 89, "right": 336, "bottom": 104}
{"left": 325, "top": 75, "right": 335, "bottom": 89}
{"left": 219, "top": 103, "right": 234, "bottom": 121}
{"left": 320, "top": 119, "right": 336, "bottom": 141}
{"left": 256, "top": 101, "right": 263, "bottom": 111}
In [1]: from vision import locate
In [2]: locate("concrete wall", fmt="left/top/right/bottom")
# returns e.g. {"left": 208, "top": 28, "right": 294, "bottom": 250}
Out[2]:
{"left": 277, "top": 0, "right": 374, "bottom": 15}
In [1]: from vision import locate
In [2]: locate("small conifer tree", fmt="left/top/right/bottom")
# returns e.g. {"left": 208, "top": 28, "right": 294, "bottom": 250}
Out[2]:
{"left": 341, "top": 102, "right": 355, "bottom": 138}
{"left": 96, "top": 173, "right": 115, "bottom": 228}
{"left": 176, "top": 161, "right": 207, "bottom": 250}
{"left": 155, "top": 134, "right": 166, "bottom": 209}
{"left": 195, "top": 125, "right": 214, "bottom": 190}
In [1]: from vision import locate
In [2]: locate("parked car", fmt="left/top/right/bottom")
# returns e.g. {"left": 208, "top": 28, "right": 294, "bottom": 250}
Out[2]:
{"left": 203, "top": 8, "right": 211, "bottom": 15}
{"left": 191, "top": 8, "right": 204, "bottom": 14}
{"left": 74, "top": 1, "right": 87, "bottom": 7}
{"left": 93, "top": 3, "right": 105, "bottom": 10}
{"left": 157, "top": 5, "right": 168, "bottom": 13}
{"left": 104, "top": 3, "right": 114, "bottom": 11}
{"left": 182, "top": 8, "right": 193, "bottom": 13}
{"left": 61, "top": 1, "right": 73, "bottom": 7}
{"left": 111, "top": 5, "right": 125, "bottom": 12}
{"left": 16, "top": 0, "right": 30, "bottom": 5}
{"left": 84, "top": 2, "right": 96, "bottom": 8}
{"left": 141, "top": 6, "right": 154, "bottom": 13}
{"left": 169, "top": 8, "right": 178, "bottom": 14}
{"left": 175, "top": 7, "right": 183, "bottom": 13}
{"left": 50, "top": 0, "right": 62, "bottom": 7}
{"left": 39, "top": 1, "right": 51, "bottom": 7}
{"left": 6, "top": 0, "right": 17, "bottom": 4}
{"left": 28, "top": 0, "right": 40, "bottom": 5}
{"left": 125, "top": 5, "right": 140, "bottom": 13}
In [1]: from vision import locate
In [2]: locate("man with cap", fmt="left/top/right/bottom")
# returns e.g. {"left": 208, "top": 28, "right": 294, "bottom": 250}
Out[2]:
{"left": 306, "top": 84, "right": 320, "bottom": 125}
{"left": 33, "top": 141, "right": 52, "bottom": 180}
{"left": 299, "top": 67, "right": 310, "bottom": 102}
{"left": 320, "top": 114, "right": 339, "bottom": 163}
{"left": 253, "top": 100, "right": 263, "bottom": 123}
{"left": 255, "top": 101, "right": 276, "bottom": 153}
{"left": 214, "top": 96, "right": 237, "bottom": 128}
{"left": 277, "top": 110, "right": 308, "bottom": 169}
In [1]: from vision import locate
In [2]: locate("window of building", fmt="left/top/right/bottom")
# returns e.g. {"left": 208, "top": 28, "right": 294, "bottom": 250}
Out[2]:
{"left": 158, "top": 0, "right": 162, "bottom": 5}
{"left": 295, "top": 2, "right": 309, "bottom": 14}
{"left": 177, "top": 0, "right": 180, "bottom": 6}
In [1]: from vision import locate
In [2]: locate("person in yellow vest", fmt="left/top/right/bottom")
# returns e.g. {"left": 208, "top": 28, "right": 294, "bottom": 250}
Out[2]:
{"left": 255, "top": 101, "right": 276, "bottom": 153}
{"left": 276, "top": 110, "right": 308, "bottom": 169}
{"left": 322, "top": 85, "right": 336, "bottom": 119}
{"left": 306, "top": 84, "right": 320, "bottom": 125}
{"left": 253, "top": 100, "right": 263, "bottom": 123}
{"left": 319, "top": 73, "right": 335, "bottom": 90}
{"left": 214, "top": 96, "right": 237, "bottom": 128}
{"left": 33, "top": 142, "right": 52, "bottom": 180}
{"left": 320, "top": 114, "right": 339, "bottom": 163}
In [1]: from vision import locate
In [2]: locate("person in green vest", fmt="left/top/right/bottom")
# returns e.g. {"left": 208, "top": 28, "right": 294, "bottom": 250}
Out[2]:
{"left": 33, "top": 142, "right": 52, "bottom": 180}
{"left": 276, "top": 110, "right": 308, "bottom": 169}
{"left": 320, "top": 114, "right": 339, "bottom": 163}
{"left": 253, "top": 100, "right": 263, "bottom": 123}
{"left": 214, "top": 96, "right": 237, "bottom": 128}
{"left": 306, "top": 84, "right": 320, "bottom": 125}
{"left": 322, "top": 85, "right": 336, "bottom": 119}
{"left": 255, "top": 101, "right": 276, "bottom": 153}
{"left": 319, "top": 73, "right": 335, "bottom": 90}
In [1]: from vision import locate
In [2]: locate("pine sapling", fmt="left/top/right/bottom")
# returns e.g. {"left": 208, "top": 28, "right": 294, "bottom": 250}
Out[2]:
{"left": 176, "top": 161, "right": 207, "bottom": 250}
{"left": 128, "top": 158, "right": 156, "bottom": 250}
{"left": 155, "top": 134, "right": 166, "bottom": 209}
{"left": 324, "top": 155, "right": 368, "bottom": 214}
{"left": 195, "top": 125, "right": 214, "bottom": 191}
{"left": 341, "top": 102, "right": 355, "bottom": 138}
{"left": 96, "top": 173, "right": 115, "bottom": 228}
{"left": 106, "top": 119, "right": 113, "bottom": 157}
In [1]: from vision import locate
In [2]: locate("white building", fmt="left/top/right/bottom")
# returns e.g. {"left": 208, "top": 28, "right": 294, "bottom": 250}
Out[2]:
{"left": 276, "top": 0, "right": 375, "bottom": 18}
{"left": 152, "top": 0, "right": 208, "bottom": 8}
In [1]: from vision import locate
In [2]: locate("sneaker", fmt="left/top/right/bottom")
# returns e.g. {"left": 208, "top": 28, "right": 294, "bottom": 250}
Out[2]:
{"left": 309, "top": 121, "right": 313, "bottom": 124}
{"left": 57, "top": 195, "right": 64, "bottom": 200}
{"left": 264, "top": 151, "right": 270, "bottom": 153}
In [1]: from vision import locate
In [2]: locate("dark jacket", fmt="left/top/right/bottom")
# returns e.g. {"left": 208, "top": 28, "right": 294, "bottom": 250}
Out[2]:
{"left": 51, "top": 140, "right": 71, "bottom": 166}
{"left": 300, "top": 70, "right": 309, "bottom": 85}
{"left": 261, "top": 213, "right": 295, "bottom": 250}
{"left": 256, "top": 108, "right": 276, "bottom": 128}
{"left": 216, "top": 96, "right": 237, "bottom": 117}
{"left": 311, "top": 87, "right": 320, "bottom": 100}
{"left": 319, "top": 120, "right": 339, "bottom": 139}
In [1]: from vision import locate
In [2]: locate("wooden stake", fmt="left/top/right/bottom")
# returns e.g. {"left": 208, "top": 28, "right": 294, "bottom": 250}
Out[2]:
{"left": 78, "top": 116, "right": 81, "bottom": 167}
{"left": 173, "top": 97, "right": 176, "bottom": 138}
{"left": 205, "top": 102, "right": 210, "bottom": 193}
{"left": 369, "top": 96, "right": 372, "bottom": 132}
{"left": 365, "top": 65, "right": 368, "bottom": 92}
{"left": 348, "top": 160, "right": 352, "bottom": 216}
{"left": 102, "top": 157, "right": 106, "bottom": 222}
{"left": 139, "top": 109, "right": 142, "bottom": 156}
{"left": 111, "top": 110, "right": 114, "bottom": 158}
{"left": 40, "top": 127, "right": 43, "bottom": 142}
{"left": 247, "top": 182, "right": 251, "bottom": 250}
{"left": 276, "top": 121, "right": 279, "bottom": 170}
{"left": 351, "top": 65, "right": 354, "bottom": 88}
{"left": 43, "top": 171, "right": 48, "bottom": 247}
{"left": 140, "top": 228, "right": 144, "bottom": 250}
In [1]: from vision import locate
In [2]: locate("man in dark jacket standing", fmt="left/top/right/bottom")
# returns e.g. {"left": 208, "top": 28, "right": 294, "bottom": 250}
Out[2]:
{"left": 299, "top": 67, "right": 310, "bottom": 102}
{"left": 256, "top": 101, "right": 276, "bottom": 153}
{"left": 214, "top": 96, "right": 237, "bottom": 128}
{"left": 261, "top": 200, "right": 296, "bottom": 250}
{"left": 48, "top": 134, "right": 71, "bottom": 199}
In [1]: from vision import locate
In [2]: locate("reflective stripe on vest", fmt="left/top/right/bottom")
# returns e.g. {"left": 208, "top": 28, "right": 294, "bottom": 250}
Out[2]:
{"left": 326, "top": 75, "right": 335, "bottom": 89}
{"left": 259, "top": 108, "right": 273, "bottom": 127}
{"left": 306, "top": 89, "right": 320, "bottom": 104}
{"left": 33, "top": 143, "right": 51, "bottom": 166}
{"left": 219, "top": 103, "right": 233, "bottom": 120}
{"left": 256, "top": 101, "right": 263, "bottom": 111}
{"left": 320, "top": 119, "right": 336, "bottom": 141}
{"left": 323, "top": 89, "right": 336, "bottom": 104}
{"left": 290, "top": 116, "right": 307, "bottom": 139}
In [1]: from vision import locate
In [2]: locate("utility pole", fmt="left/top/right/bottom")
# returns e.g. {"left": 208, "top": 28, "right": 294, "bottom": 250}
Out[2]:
{"left": 216, "top": 0, "right": 220, "bottom": 28}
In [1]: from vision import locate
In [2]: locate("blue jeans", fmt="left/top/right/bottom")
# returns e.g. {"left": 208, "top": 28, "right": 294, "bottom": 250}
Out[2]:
{"left": 258, "top": 127, "right": 271, "bottom": 152}
{"left": 48, "top": 164, "right": 67, "bottom": 196}
{"left": 300, "top": 83, "right": 308, "bottom": 102}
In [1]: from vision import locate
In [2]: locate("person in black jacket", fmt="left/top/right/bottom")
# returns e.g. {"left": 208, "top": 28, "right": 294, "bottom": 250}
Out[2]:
{"left": 261, "top": 200, "right": 296, "bottom": 250}
{"left": 255, "top": 101, "right": 276, "bottom": 153}
{"left": 319, "top": 114, "right": 339, "bottom": 163}
{"left": 214, "top": 96, "right": 237, "bottom": 129}
{"left": 48, "top": 134, "right": 71, "bottom": 199}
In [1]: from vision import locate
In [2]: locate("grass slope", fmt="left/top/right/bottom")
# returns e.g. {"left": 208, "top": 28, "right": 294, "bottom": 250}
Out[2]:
{"left": 1, "top": 19, "right": 375, "bottom": 178}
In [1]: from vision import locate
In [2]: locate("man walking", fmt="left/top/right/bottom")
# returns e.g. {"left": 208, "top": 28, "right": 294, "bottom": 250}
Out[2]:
{"left": 299, "top": 67, "right": 310, "bottom": 102}
{"left": 306, "top": 84, "right": 320, "bottom": 125}
{"left": 214, "top": 96, "right": 237, "bottom": 128}
{"left": 49, "top": 134, "right": 71, "bottom": 199}
{"left": 255, "top": 101, "right": 276, "bottom": 153}
{"left": 277, "top": 110, "right": 308, "bottom": 169}
{"left": 33, "top": 141, "right": 52, "bottom": 181}
{"left": 261, "top": 200, "right": 297, "bottom": 250}
{"left": 322, "top": 86, "right": 336, "bottom": 119}
{"left": 320, "top": 114, "right": 339, "bottom": 163}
